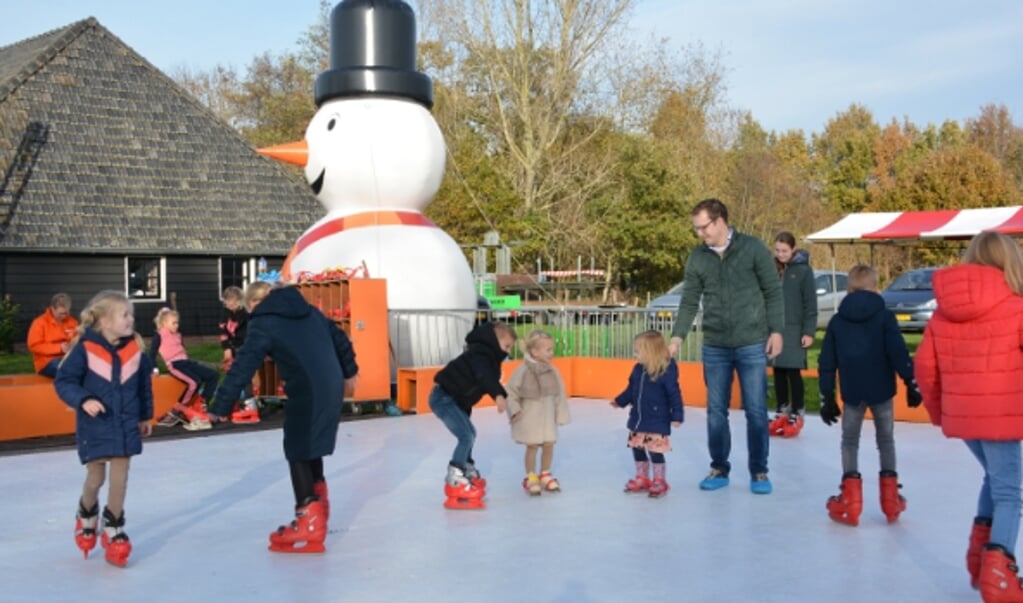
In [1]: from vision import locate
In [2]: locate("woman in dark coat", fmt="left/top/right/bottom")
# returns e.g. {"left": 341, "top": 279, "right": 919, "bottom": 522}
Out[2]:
{"left": 769, "top": 231, "right": 817, "bottom": 437}
{"left": 210, "top": 282, "right": 358, "bottom": 554}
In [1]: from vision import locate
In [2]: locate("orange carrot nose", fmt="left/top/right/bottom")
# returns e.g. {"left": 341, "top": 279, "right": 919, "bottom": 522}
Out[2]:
{"left": 258, "top": 140, "right": 308, "bottom": 167}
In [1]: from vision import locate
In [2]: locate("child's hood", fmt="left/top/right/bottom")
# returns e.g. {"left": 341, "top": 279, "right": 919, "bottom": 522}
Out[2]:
{"left": 836, "top": 289, "right": 885, "bottom": 323}
{"left": 251, "top": 287, "right": 313, "bottom": 320}
{"left": 465, "top": 322, "right": 508, "bottom": 359}
{"left": 933, "top": 263, "right": 1015, "bottom": 323}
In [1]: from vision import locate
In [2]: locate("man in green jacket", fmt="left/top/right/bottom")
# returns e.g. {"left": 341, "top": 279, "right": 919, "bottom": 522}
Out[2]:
{"left": 669, "top": 198, "right": 784, "bottom": 495}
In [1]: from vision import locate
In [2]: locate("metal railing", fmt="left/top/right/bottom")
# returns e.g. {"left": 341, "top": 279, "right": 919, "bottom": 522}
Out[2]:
{"left": 387, "top": 307, "right": 702, "bottom": 366}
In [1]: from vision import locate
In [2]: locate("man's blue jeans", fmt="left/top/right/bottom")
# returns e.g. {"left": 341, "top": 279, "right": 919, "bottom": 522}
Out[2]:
{"left": 429, "top": 385, "right": 476, "bottom": 470}
{"left": 703, "top": 343, "right": 769, "bottom": 477}
{"left": 965, "top": 439, "right": 1022, "bottom": 553}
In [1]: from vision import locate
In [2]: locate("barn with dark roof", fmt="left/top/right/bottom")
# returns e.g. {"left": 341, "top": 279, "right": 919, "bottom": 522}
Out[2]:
{"left": 0, "top": 17, "right": 321, "bottom": 338}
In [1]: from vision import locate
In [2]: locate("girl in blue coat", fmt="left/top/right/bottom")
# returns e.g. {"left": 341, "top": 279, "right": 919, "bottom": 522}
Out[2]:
{"left": 209, "top": 282, "right": 358, "bottom": 554}
{"left": 612, "top": 330, "right": 685, "bottom": 498}
{"left": 55, "top": 290, "right": 154, "bottom": 568}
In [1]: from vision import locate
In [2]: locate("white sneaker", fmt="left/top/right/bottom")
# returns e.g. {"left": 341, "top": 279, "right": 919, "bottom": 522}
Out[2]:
{"left": 182, "top": 417, "right": 212, "bottom": 431}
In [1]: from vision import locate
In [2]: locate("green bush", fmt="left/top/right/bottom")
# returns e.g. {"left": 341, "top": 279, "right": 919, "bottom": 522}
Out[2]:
{"left": 0, "top": 297, "right": 19, "bottom": 354}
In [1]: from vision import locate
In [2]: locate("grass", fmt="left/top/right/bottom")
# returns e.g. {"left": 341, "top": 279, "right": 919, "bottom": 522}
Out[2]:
{"left": 0, "top": 342, "right": 227, "bottom": 376}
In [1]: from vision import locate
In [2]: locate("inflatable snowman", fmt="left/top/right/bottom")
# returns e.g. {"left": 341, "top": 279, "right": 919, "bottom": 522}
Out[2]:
{"left": 261, "top": 0, "right": 476, "bottom": 368}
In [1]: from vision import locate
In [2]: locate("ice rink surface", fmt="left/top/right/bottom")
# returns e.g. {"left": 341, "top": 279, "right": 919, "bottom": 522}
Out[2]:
{"left": 1, "top": 400, "right": 985, "bottom": 602}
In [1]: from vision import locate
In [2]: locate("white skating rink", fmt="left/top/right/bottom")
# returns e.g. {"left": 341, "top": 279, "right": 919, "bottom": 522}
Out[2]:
{"left": 2, "top": 400, "right": 988, "bottom": 602}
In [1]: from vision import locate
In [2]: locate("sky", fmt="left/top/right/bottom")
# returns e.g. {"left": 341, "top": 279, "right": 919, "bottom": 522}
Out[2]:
{"left": 1, "top": 0, "right": 1021, "bottom": 135}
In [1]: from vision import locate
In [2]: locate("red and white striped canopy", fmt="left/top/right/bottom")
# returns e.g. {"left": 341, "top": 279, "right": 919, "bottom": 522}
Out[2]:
{"left": 540, "top": 269, "right": 605, "bottom": 279}
{"left": 805, "top": 206, "right": 1023, "bottom": 244}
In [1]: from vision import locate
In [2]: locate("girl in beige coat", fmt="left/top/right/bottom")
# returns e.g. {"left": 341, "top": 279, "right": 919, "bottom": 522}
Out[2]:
{"left": 506, "top": 330, "right": 571, "bottom": 495}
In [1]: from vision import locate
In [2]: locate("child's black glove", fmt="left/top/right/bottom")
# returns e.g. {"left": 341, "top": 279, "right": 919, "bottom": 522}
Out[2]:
{"left": 820, "top": 392, "right": 840, "bottom": 426}
{"left": 904, "top": 378, "right": 923, "bottom": 408}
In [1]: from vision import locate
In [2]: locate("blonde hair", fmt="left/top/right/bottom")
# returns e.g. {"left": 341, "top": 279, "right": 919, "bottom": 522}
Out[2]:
{"left": 153, "top": 307, "right": 179, "bottom": 329}
{"left": 634, "top": 330, "right": 670, "bottom": 380}
{"left": 963, "top": 231, "right": 1023, "bottom": 295}
{"left": 520, "top": 329, "right": 554, "bottom": 356}
{"left": 847, "top": 264, "right": 878, "bottom": 292}
{"left": 222, "top": 286, "right": 244, "bottom": 302}
{"left": 67, "top": 290, "right": 142, "bottom": 352}
{"left": 244, "top": 281, "right": 273, "bottom": 308}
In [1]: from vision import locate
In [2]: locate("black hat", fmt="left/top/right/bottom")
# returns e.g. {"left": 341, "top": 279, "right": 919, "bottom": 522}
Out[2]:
{"left": 314, "top": 0, "right": 433, "bottom": 109}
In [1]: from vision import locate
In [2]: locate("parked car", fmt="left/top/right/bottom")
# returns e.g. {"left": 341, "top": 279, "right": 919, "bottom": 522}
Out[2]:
{"left": 882, "top": 268, "right": 937, "bottom": 331}
{"left": 814, "top": 269, "right": 848, "bottom": 329}
{"left": 649, "top": 269, "right": 848, "bottom": 332}
{"left": 646, "top": 281, "right": 701, "bottom": 331}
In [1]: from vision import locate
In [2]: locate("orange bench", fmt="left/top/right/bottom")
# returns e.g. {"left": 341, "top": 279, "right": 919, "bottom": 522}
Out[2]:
{"left": 0, "top": 374, "right": 186, "bottom": 441}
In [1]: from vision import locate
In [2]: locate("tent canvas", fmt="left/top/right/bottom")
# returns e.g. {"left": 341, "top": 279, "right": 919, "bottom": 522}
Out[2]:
{"left": 805, "top": 206, "right": 1023, "bottom": 244}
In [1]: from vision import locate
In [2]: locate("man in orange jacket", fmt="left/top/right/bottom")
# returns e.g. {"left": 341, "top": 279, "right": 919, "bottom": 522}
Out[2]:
{"left": 27, "top": 293, "right": 78, "bottom": 377}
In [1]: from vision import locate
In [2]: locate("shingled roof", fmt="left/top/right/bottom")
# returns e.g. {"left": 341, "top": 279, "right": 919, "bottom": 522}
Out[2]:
{"left": 0, "top": 18, "right": 322, "bottom": 255}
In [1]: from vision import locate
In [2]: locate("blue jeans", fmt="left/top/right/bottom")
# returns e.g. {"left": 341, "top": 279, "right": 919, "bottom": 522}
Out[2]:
{"left": 429, "top": 385, "right": 476, "bottom": 470}
{"left": 703, "top": 343, "right": 770, "bottom": 477}
{"left": 965, "top": 439, "right": 1022, "bottom": 553}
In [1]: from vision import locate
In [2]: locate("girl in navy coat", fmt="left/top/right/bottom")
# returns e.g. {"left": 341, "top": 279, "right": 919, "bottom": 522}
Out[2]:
{"left": 55, "top": 290, "right": 153, "bottom": 568}
{"left": 612, "top": 330, "right": 685, "bottom": 497}
{"left": 209, "top": 282, "right": 358, "bottom": 554}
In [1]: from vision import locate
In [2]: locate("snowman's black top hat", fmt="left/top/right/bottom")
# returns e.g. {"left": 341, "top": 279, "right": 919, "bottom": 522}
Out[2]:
{"left": 315, "top": 0, "right": 433, "bottom": 108}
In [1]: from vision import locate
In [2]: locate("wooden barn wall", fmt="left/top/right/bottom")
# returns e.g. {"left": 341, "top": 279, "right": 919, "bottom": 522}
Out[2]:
{"left": 0, "top": 253, "right": 283, "bottom": 345}
{"left": 164, "top": 256, "right": 222, "bottom": 338}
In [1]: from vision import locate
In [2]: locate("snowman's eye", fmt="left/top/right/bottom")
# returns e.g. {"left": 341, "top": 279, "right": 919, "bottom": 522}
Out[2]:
{"left": 327, "top": 118, "right": 336, "bottom": 131}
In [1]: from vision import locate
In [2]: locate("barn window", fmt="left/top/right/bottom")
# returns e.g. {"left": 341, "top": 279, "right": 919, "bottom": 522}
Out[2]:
{"left": 125, "top": 256, "right": 165, "bottom": 300}
{"left": 219, "top": 257, "right": 255, "bottom": 297}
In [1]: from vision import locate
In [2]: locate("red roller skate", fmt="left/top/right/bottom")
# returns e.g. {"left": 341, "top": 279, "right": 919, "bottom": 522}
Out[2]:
{"left": 444, "top": 465, "right": 485, "bottom": 510}
{"left": 625, "top": 461, "right": 651, "bottom": 493}
{"left": 465, "top": 461, "right": 487, "bottom": 491}
{"left": 74, "top": 500, "right": 99, "bottom": 558}
{"left": 781, "top": 414, "right": 804, "bottom": 438}
{"left": 539, "top": 471, "right": 561, "bottom": 493}
{"left": 826, "top": 472, "right": 863, "bottom": 527}
{"left": 313, "top": 480, "right": 330, "bottom": 523}
{"left": 268, "top": 500, "right": 327, "bottom": 554}
{"left": 879, "top": 470, "right": 907, "bottom": 523}
{"left": 100, "top": 507, "right": 132, "bottom": 568}
{"left": 768, "top": 412, "right": 788, "bottom": 436}
{"left": 968, "top": 516, "right": 993, "bottom": 589}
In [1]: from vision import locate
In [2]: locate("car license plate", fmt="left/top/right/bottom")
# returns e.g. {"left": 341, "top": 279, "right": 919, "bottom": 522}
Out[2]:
{"left": 896, "top": 313, "right": 910, "bottom": 322}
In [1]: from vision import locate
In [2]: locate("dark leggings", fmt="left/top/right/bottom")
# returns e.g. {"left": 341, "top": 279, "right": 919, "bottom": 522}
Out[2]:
{"left": 288, "top": 458, "right": 325, "bottom": 507}
{"left": 632, "top": 447, "right": 665, "bottom": 464}
{"left": 169, "top": 359, "right": 219, "bottom": 403}
{"left": 774, "top": 367, "right": 804, "bottom": 413}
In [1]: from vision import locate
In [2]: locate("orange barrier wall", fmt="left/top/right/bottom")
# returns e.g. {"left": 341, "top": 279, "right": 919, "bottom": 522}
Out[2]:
{"left": 398, "top": 359, "right": 748, "bottom": 416}
{"left": 0, "top": 375, "right": 185, "bottom": 441}
{"left": 395, "top": 360, "right": 927, "bottom": 423}
{"left": 790, "top": 368, "right": 929, "bottom": 424}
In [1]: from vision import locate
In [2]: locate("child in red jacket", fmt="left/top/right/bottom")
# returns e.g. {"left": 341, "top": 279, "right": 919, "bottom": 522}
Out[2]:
{"left": 916, "top": 231, "right": 1023, "bottom": 598}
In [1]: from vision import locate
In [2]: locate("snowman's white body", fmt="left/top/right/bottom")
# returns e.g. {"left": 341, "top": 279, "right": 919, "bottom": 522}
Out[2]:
{"left": 288, "top": 97, "right": 475, "bottom": 367}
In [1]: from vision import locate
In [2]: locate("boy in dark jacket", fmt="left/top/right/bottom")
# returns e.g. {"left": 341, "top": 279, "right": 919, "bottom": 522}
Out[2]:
{"left": 431, "top": 321, "right": 517, "bottom": 509}
{"left": 818, "top": 264, "right": 922, "bottom": 527}
{"left": 209, "top": 282, "right": 358, "bottom": 553}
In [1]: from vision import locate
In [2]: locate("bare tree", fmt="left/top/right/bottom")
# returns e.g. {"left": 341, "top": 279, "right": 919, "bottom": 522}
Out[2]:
{"left": 427, "top": 0, "right": 635, "bottom": 214}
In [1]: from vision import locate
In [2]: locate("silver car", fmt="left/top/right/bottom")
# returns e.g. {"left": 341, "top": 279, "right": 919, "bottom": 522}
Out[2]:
{"left": 648, "top": 269, "right": 848, "bottom": 332}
